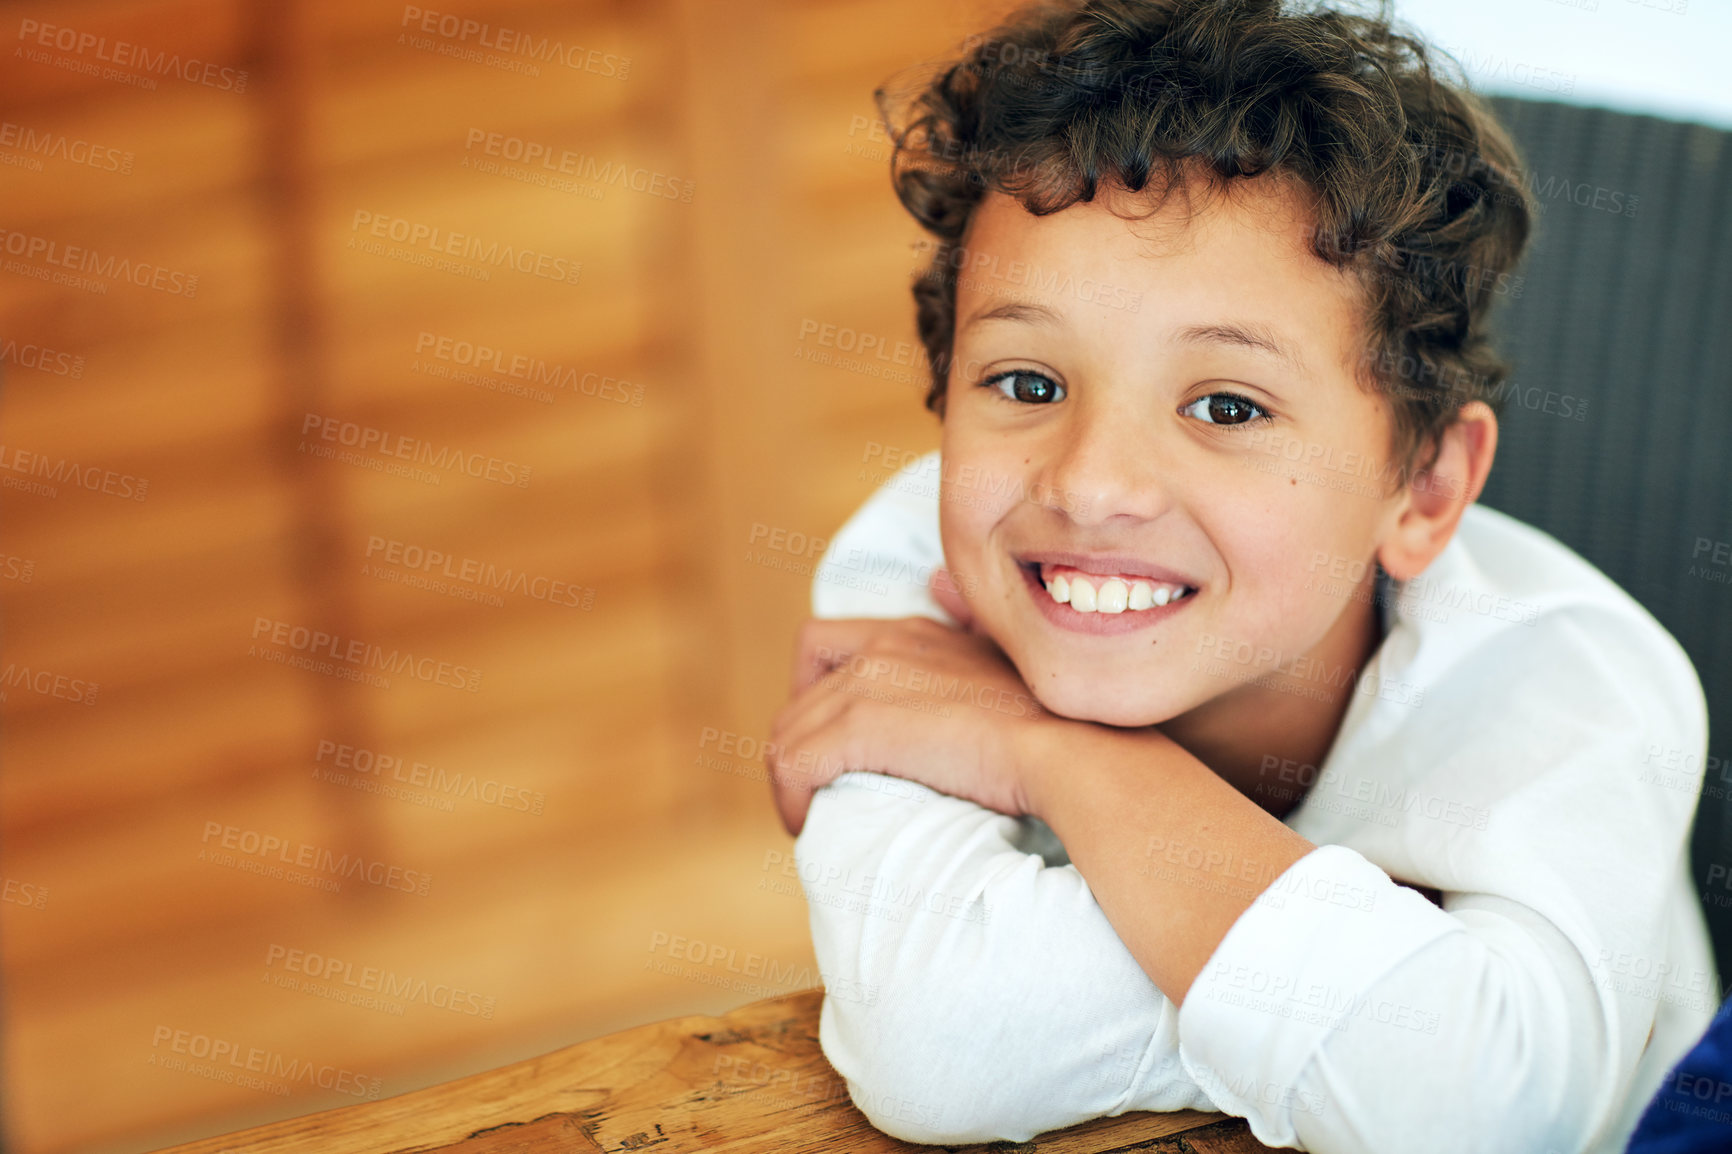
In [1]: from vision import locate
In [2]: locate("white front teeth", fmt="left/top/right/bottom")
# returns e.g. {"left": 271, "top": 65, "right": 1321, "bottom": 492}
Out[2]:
{"left": 1096, "top": 578, "right": 1128, "bottom": 613}
{"left": 1044, "top": 573, "right": 1191, "bottom": 614}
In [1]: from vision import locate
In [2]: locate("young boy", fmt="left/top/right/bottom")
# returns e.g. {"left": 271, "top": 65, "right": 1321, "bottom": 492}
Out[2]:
{"left": 766, "top": 1, "right": 1717, "bottom": 1150}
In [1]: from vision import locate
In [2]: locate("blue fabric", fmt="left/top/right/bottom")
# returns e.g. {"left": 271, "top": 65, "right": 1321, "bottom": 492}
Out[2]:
{"left": 1628, "top": 993, "right": 1732, "bottom": 1152}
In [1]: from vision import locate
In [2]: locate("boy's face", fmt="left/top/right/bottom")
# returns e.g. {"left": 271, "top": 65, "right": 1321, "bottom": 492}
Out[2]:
{"left": 939, "top": 176, "right": 1408, "bottom": 727}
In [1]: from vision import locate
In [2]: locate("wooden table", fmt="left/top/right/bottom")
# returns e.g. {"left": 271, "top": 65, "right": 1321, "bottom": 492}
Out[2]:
{"left": 152, "top": 989, "right": 1279, "bottom": 1153}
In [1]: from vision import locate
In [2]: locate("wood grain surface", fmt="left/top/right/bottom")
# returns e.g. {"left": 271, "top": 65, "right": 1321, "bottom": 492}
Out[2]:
{"left": 149, "top": 989, "right": 1279, "bottom": 1154}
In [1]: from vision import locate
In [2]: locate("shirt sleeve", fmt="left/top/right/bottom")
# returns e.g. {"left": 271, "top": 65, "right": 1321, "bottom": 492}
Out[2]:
{"left": 1179, "top": 847, "right": 1610, "bottom": 1152}
{"left": 797, "top": 771, "right": 1219, "bottom": 1144}
{"left": 1178, "top": 599, "right": 1711, "bottom": 1153}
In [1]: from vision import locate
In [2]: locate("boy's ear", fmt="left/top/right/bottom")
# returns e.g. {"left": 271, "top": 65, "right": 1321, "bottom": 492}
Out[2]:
{"left": 1376, "top": 401, "right": 1499, "bottom": 581}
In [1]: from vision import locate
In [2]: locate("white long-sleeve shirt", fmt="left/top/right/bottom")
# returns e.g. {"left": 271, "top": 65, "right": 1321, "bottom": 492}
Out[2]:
{"left": 793, "top": 450, "right": 1719, "bottom": 1152}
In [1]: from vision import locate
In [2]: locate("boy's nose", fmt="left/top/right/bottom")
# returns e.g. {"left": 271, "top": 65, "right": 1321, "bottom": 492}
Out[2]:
{"left": 1037, "top": 405, "right": 1175, "bottom": 526}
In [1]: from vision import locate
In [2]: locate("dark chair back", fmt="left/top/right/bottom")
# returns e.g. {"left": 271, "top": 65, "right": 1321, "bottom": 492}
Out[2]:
{"left": 1480, "top": 95, "right": 1732, "bottom": 988}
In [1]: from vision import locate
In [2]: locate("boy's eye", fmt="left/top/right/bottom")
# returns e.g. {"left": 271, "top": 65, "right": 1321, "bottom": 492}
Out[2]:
{"left": 1181, "top": 393, "right": 1269, "bottom": 426}
{"left": 983, "top": 369, "right": 1065, "bottom": 405}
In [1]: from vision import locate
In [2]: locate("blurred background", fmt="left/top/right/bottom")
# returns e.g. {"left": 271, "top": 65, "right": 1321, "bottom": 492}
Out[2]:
{"left": 0, "top": 0, "right": 1725, "bottom": 1151}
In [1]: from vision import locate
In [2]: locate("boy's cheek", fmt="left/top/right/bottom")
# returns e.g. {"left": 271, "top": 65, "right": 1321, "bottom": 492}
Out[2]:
{"left": 934, "top": 470, "right": 1005, "bottom": 564}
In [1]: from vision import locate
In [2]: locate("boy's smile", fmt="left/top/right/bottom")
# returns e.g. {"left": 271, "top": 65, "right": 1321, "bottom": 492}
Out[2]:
{"left": 939, "top": 173, "right": 1411, "bottom": 737}
{"left": 1016, "top": 556, "right": 1197, "bottom": 636}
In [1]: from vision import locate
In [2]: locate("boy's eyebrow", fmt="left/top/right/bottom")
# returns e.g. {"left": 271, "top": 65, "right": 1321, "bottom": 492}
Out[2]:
{"left": 960, "top": 300, "right": 1064, "bottom": 331}
{"left": 1174, "top": 321, "right": 1307, "bottom": 376}
{"left": 963, "top": 305, "right": 1309, "bottom": 377}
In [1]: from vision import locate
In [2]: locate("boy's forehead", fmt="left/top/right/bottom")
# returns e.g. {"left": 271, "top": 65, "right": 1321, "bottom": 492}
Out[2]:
{"left": 967, "top": 175, "right": 1322, "bottom": 273}
{"left": 960, "top": 179, "right": 1365, "bottom": 362}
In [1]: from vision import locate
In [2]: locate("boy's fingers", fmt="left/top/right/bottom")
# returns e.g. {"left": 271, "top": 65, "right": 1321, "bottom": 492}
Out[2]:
{"left": 790, "top": 617, "right": 940, "bottom": 694}
{"left": 790, "top": 618, "right": 879, "bottom": 695}
{"left": 769, "top": 684, "right": 851, "bottom": 758}
{"left": 764, "top": 697, "right": 852, "bottom": 835}
{"left": 766, "top": 742, "right": 824, "bottom": 837}
{"left": 769, "top": 772, "right": 809, "bottom": 836}
{"left": 763, "top": 731, "right": 803, "bottom": 835}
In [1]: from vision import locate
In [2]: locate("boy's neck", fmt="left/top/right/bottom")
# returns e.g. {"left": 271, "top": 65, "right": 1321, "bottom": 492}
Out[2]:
{"left": 1158, "top": 579, "right": 1386, "bottom": 820}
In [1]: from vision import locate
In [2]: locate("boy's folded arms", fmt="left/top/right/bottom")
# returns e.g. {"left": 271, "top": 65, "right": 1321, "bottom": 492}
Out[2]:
{"left": 794, "top": 774, "right": 1218, "bottom": 1144}
{"left": 798, "top": 775, "right": 1650, "bottom": 1152}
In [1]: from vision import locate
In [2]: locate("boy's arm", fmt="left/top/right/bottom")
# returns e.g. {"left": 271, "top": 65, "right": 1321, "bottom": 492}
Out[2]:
{"left": 1018, "top": 722, "right": 1322, "bottom": 1007}
{"left": 795, "top": 770, "right": 1218, "bottom": 1144}
{"left": 1016, "top": 617, "right": 1701, "bottom": 1153}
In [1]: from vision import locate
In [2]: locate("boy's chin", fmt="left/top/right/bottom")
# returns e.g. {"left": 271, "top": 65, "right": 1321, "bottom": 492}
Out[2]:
{"left": 1027, "top": 681, "right": 1184, "bottom": 729}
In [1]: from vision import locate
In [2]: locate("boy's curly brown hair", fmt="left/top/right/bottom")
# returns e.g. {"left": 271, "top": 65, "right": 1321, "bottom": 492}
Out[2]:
{"left": 884, "top": 0, "right": 1536, "bottom": 476}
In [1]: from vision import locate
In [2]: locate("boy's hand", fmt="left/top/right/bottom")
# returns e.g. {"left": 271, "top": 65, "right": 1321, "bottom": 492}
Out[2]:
{"left": 765, "top": 607, "right": 1050, "bottom": 836}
